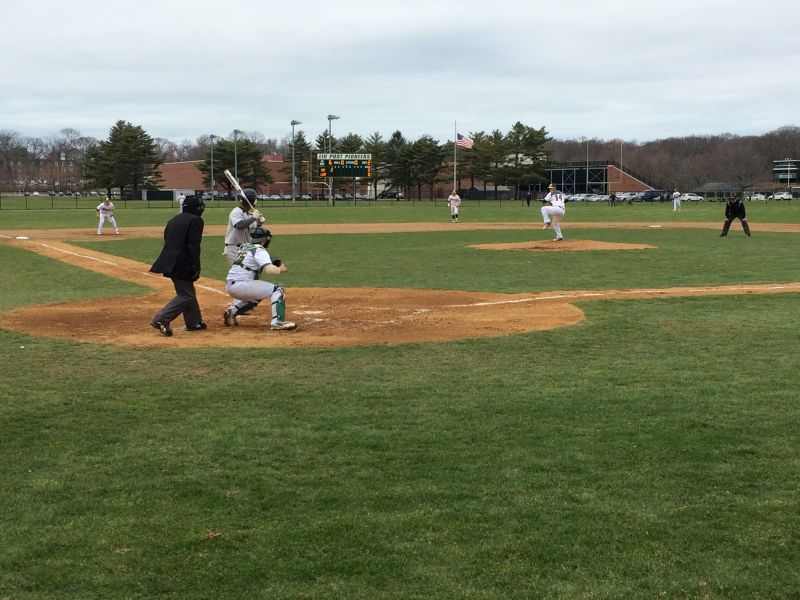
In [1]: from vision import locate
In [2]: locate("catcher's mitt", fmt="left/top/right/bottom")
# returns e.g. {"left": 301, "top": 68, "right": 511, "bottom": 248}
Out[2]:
{"left": 271, "top": 257, "right": 282, "bottom": 268}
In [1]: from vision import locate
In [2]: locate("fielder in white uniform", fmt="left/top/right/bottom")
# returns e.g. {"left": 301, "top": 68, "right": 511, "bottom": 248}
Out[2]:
{"left": 541, "top": 184, "right": 566, "bottom": 241}
{"left": 447, "top": 190, "right": 461, "bottom": 222}
{"left": 672, "top": 189, "right": 681, "bottom": 212}
{"left": 96, "top": 198, "right": 119, "bottom": 235}
{"left": 223, "top": 188, "right": 265, "bottom": 265}
{"left": 223, "top": 227, "right": 296, "bottom": 331}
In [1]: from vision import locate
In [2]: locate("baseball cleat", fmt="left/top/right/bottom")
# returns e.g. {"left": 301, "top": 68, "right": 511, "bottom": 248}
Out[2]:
{"left": 184, "top": 322, "right": 208, "bottom": 331}
{"left": 542, "top": 222, "right": 550, "bottom": 229}
{"left": 554, "top": 237, "right": 563, "bottom": 241}
{"left": 223, "top": 308, "right": 238, "bottom": 327}
{"left": 151, "top": 320, "right": 173, "bottom": 337}
{"left": 270, "top": 320, "right": 297, "bottom": 331}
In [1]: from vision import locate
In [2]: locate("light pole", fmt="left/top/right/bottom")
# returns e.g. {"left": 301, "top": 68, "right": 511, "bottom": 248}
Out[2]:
{"left": 233, "top": 129, "right": 242, "bottom": 182}
{"left": 327, "top": 115, "right": 339, "bottom": 202}
{"left": 209, "top": 134, "right": 217, "bottom": 200}
{"left": 290, "top": 120, "right": 302, "bottom": 201}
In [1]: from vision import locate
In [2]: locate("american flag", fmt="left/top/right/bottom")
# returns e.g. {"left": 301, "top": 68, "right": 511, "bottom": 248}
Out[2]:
{"left": 456, "top": 133, "right": 474, "bottom": 149}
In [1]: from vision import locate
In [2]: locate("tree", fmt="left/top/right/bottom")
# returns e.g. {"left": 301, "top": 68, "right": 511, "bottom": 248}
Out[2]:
{"left": 483, "top": 130, "right": 509, "bottom": 199}
{"left": 83, "top": 120, "right": 163, "bottom": 198}
{"left": 362, "top": 132, "right": 386, "bottom": 198}
{"left": 384, "top": 131, "right": 411, "bottom": 196}
{"left": 196, "top": 138, "right": 272, "bottom": 194}
{"left": 0, "top": 130, "right": 26, "bottom": 191}
{"left": 410, "top": 135, "right": 446, "bottom": 200}
{"left": 458, "top": 131, "right": 490, "bottom": 195}
{"left": 503, "top": 122, "right": 550, "bottom": 198}
{"left": 280, "top": 130, "right": 313, "bottom": 197}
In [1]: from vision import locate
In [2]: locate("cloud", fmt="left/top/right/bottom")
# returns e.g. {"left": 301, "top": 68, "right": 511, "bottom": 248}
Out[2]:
{"left": 2, "top": 0, "right": 799, "bottom": 143}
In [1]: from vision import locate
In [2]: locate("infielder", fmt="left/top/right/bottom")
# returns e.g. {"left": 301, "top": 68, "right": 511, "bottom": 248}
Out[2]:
{"left": 671, "top": 189, "right": 681, "bottom": 212}
{"left": 447, "top": 190, "right": 461, "bottom": 222}
{"left": 541, "top": 183, "right": 566, "bottom": 241}
{"left": 223, "top": 227, "right": 296, "bottom": 331}
{"left": 720, "top": 193, "right": 751, "bottom": 237}
{"left": 223, "top": 188, "right": 265, "bottom": 265}
{"left": 96, "top": 197, "right": 119, "bottom": 235}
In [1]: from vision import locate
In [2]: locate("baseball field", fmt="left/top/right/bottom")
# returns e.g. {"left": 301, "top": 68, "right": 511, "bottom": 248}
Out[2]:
{"left": 1, "top": 200, "right": 798, "bottom": 598}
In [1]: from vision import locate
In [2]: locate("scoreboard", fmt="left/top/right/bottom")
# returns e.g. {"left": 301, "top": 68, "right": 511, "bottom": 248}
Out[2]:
{"left": 317, "top": 153, "right": 372, "bottom": 178}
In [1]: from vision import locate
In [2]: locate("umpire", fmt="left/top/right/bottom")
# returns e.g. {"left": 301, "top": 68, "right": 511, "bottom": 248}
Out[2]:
{"left": 150, "top": 194, "right": 206, "bottom": 336}
{"left": 720, "top": 193, "right": 751, "bottom": 237}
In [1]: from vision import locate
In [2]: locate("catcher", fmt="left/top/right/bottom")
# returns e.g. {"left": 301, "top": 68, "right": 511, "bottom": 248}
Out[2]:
{"left": 222, "top": 227, "right": 296, "bottom": 331}
{"left": 720, "top": 193, "right": 751, "bottom": 237}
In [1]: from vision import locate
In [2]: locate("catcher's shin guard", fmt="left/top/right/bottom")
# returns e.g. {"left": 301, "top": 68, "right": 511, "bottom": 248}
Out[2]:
{"left": 271, "top": 284, "right": 286, "bottom": 321}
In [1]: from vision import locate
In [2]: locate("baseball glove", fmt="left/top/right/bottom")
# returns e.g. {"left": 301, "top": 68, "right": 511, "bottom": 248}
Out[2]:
{"left": 271, "top": 257, "right": 282, "bottom": 268}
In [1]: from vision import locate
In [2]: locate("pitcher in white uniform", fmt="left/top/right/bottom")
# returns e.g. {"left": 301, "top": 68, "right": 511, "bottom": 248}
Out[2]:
{"left": 541, "top": 184, "right": 566, "bottom": 241}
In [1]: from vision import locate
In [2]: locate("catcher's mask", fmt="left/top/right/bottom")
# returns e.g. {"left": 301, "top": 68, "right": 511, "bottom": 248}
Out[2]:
{"left": 250, "top": 226, "right": 272, "bottom": 248}
{"left": 241, "top": 188, "right": 257, "bottom": 208}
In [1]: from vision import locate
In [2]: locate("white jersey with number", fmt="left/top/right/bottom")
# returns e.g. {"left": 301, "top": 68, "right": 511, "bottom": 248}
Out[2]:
{"left": 544, "top": 191, "right": 566, "bottom": 211}
{"left": 226, "top": 243, "right": 273, "bottom": 283}
{"left": 97, "top": 202, "right": 115, "bottom": 217}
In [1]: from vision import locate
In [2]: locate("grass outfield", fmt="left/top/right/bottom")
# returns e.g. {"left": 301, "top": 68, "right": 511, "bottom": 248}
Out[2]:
{"left": 1, "top": 198, "right": 800, "bottom": 228}
{"left": 1, "top": 204, "right": 799, "bottom": 598}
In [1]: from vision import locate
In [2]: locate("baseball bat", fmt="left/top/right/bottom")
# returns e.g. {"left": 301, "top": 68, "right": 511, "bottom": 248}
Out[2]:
{"left": 223, "top": 169, "right": 256, "bottom": 212}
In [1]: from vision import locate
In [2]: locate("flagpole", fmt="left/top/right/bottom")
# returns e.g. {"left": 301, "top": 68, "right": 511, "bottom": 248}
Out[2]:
{"left": 453, "top": 121, "right": 457, "bottom": 191}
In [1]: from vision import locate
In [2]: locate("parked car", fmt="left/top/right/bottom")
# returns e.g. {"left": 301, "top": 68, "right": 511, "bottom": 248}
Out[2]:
{"left": 256, "top": 194, "right": 269, "bottom": 200}
{"left": 680, "top": 193, "right": 704, "bottom": 202}
{"left": 637, "top": 190, "right": 665, "bottom": 202}
{"left": 746, "top": 193, "right": 766, "bottom": 201}
{"left": 769, "top": 192, "right": 792, "bottom": 200}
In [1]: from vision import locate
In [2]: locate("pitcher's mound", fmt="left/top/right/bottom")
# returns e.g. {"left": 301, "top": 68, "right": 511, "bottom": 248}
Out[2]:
{"left": 469, "top": 240, "right": 656, "bottom": 251}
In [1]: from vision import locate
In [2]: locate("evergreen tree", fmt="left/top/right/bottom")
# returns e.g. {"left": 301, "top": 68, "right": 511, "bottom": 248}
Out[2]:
{"left": 82, "top": 120, "right": 162, "bottom": 198}
{"left": 196, "top": 138, "right": 272, "bottom": 195}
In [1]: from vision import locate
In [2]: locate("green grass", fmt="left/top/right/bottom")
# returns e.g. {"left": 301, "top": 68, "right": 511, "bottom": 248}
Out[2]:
{"left": 1, "top": 204, "right": 799, "bottom": 599}
{"left": 2, "top": 199, "right": 800, "bottom": 229}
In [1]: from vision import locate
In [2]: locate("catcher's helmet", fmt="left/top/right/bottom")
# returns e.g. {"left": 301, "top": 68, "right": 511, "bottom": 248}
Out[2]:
{"left": 249, "top": 226, "right": 272, "bottom": 247}
{"left": 241, "top": 188, "right": 257, "bottom": 207}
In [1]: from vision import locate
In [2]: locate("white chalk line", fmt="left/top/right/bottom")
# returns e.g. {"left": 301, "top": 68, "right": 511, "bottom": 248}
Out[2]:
{"left": 37, "top": 242, "right": 228, "bottom": 296}
{"left": 15, "top": 239, "right": 800, "bottom": 316}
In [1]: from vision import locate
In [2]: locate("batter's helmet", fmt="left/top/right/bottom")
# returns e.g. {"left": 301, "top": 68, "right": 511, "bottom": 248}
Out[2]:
{"left": 241, "top": 188, "right": 257, "bottom": 207}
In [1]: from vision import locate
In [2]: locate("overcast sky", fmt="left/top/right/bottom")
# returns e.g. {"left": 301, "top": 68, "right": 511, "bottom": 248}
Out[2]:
{"left": 4, "top": 0, "right": 799, "bottom": 146}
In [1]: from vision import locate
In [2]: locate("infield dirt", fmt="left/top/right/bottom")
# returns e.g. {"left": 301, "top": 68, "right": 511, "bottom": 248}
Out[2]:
{"left": 2, "top": 222, "right": 799, "bottom": 348}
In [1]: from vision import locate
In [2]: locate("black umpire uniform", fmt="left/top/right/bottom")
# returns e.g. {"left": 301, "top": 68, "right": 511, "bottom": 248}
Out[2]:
{"left": 150, "top": 195, "right": 206, "bottom": 336}
{"left": 720, "top": 194, "right": 751, "bottom": 237}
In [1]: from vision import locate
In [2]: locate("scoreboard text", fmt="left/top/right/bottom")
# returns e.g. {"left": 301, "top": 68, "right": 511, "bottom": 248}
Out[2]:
{"left": 317, "top": 153, "right": 372, "bottom": 178}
